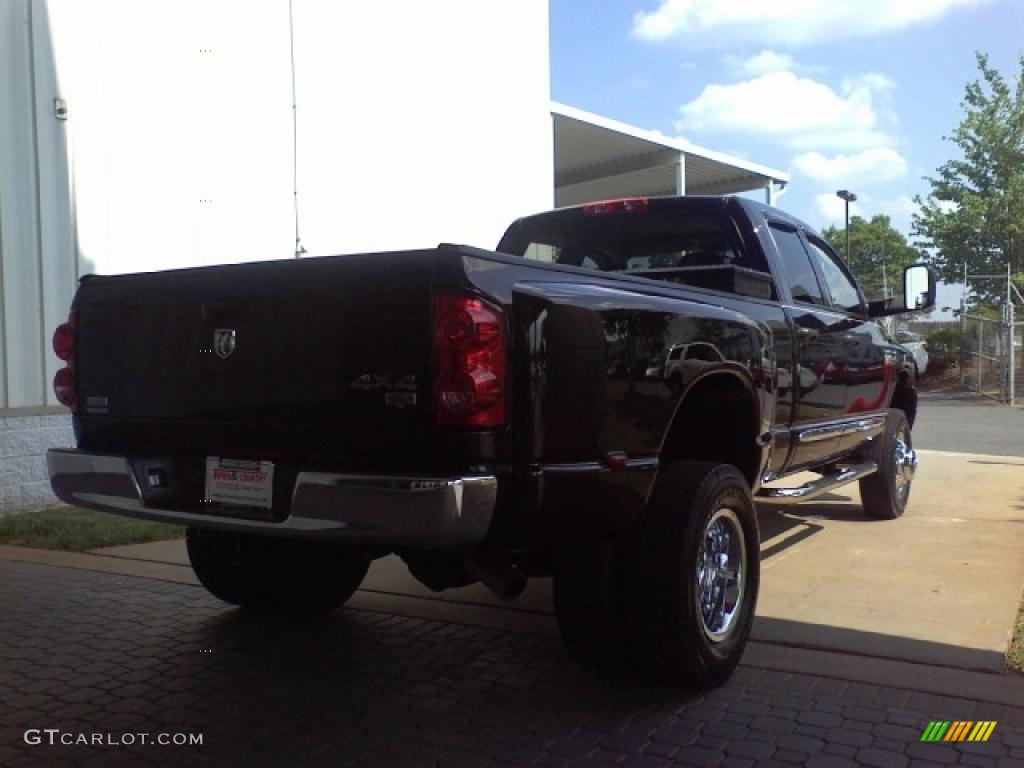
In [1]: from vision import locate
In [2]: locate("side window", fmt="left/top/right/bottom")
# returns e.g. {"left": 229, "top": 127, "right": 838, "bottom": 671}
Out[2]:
{"left": 805, "top": 238, "right": 863, "bottom": 314}
{"left": 769, "top": 223, "right": 824, "bottom": 305}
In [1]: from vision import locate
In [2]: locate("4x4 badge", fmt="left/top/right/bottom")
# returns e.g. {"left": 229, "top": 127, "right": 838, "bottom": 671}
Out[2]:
{"left": 214, "top": 329, "right": 236, "bottom": 359}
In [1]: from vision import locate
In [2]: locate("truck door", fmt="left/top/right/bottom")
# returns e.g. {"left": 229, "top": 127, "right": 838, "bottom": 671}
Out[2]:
{"left": 800, "top": 235, "right": 891, "bottom": 429}
{"left": 765, "top": 221, "right": 849, "bottom": 469}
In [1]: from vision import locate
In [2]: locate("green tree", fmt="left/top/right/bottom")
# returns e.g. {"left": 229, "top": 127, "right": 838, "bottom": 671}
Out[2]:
{"left": 913, "top": 52, "right": 1024, "bottom": 304}
{"left": 822, "top": 215, "right": 924, "bottom": 302}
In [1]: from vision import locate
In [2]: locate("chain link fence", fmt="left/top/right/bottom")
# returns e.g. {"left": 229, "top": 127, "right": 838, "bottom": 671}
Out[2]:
{"left": 960, "top": 312, "right": 1022, "bottom": 404}
{"left": 1013, "top": 319, "right": 1024, "bottom": 404}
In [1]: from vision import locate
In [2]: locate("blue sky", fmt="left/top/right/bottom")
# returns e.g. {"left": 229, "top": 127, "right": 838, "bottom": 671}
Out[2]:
{"left": 550, "top": 0, "right": 1023, "bottom": 242}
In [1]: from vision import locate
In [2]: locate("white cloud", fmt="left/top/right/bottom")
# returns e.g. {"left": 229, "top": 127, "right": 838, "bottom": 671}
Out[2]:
{"left": 875, "top": 195, "right": 921, "bottom": 237}
{"left": 882, "top": 195, "right": 920, "bottom": 218}
{"left": 812, "top": 193, "right": 922, "bottom": 237}
{"left": 815, "top": 192, "right": 860, "bottom": 225}
{"left": 675, "top": 70, "right": 896, "bottom": 150}
{"left": 734, "top": 50, "right": 794, "bottom": 77}
{"left": 633, "top": 0, "right": 986, "bottom": 46}
{"left": 789, "top": 129, "right": 896, "bottom": 152}
{"left": 793, "top": 147, "right": 908, "bottom": 185}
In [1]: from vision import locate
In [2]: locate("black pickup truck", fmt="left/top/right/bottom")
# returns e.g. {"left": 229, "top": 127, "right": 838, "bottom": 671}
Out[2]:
{"left": 48, "top": 196, "right": 933, "bottom": 688}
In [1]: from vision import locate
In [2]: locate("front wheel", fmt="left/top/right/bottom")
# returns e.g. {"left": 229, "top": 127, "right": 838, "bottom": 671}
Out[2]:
{"left": 625, "top": 462, "right": 759, "bottom": 688}
{"left": 186, "top": 528, "right": 370, "bottom": 617}
{"left": 891, "top": 371, "right": 918, "bottom": 428}
{"left": 859, "top": 409, "right": 916, "bottom": 519}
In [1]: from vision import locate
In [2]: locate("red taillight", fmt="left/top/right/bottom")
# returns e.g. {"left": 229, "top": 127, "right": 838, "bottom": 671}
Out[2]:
{"left": 52, "top": 315, "right": 77, "bottom": 411}
{"left": 53, "top": 322, "right": 75, "bottom": 361}
{"left": 54, "top": 367, "right": 77, "bottom": 409}
{"left": 434, "top": 294, "right": 507, "bottom": 428}
{"left": 582, "top": 197, "right": 648, "bottom": 217}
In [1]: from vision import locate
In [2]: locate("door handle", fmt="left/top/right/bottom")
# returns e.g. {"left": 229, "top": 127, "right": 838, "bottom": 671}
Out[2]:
{"left": 797, "top": 327, "right": 819, "bottom": 340}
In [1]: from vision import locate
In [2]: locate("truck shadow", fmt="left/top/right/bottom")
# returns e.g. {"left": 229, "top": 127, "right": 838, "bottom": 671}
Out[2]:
{"left": 755, "top": 498, "right": 871, "bottom": 561}
{"left": 176, "top": 599, "right": 1011, "bottom": 765}
{"left": 757, "top": 512, "right": 822, "bottom": 560}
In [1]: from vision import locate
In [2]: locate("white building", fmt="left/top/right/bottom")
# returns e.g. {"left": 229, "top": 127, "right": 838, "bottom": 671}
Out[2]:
{"left": 0, "top": 0, "right": 787, "bottom": 512}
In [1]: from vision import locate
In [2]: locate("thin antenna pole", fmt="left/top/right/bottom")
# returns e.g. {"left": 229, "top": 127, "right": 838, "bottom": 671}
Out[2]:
{"left": 289, "top": 0, "right": 304, "bottom": 258}
{"left": 1009, "top": 262, "right": 1015, "bottom": 405}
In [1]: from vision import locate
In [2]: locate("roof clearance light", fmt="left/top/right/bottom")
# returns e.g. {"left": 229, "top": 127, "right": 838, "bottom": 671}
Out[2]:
{"left": 582, "top": 197, "right": 649, "bottom": 217}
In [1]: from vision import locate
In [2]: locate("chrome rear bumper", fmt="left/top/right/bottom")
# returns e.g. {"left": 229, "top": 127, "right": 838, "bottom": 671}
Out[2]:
{"left": 47, "top": 448, "right": 496, "bottom": 549}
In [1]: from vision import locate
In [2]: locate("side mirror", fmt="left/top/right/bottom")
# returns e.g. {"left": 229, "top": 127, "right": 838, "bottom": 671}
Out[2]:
{"left": 904, "top": 264, "right": 935, "bottom": 311}
{"left": 868, "top": 264, "right": 936, "bottom": 317}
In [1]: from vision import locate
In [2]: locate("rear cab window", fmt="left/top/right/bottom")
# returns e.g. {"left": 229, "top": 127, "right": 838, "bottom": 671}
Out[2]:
{"left": 497, "top": 199, "right": 777, "bottom": 301}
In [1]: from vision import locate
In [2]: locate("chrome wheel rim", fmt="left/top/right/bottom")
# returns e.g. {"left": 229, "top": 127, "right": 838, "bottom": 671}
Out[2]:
{"left": 696, "top": 507, "right": 746, "bottom": 643}
{"left": 893, "top": 426, "right": 917, "bottom": 504}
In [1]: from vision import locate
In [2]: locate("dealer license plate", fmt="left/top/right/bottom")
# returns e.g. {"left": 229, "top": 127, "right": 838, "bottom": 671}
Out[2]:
{"left": 204, "top": 457, "right": 275, "bottom": 509}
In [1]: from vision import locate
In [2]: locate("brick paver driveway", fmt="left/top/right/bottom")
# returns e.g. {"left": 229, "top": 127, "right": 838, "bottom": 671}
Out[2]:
{"left": 2, "top": 559, "right": 1023, "bottom": 768}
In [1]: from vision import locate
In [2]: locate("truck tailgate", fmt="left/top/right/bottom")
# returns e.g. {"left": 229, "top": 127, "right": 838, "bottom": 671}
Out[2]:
{"left": 73, "top": 251, "right": 434, "bottom": 467}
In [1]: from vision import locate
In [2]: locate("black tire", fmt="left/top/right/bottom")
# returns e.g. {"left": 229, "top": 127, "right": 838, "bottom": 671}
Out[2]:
{"left": 892, "top": 370, "right": 925, "bottom": 430}
{"left": 186, "top": 527, "right": 248, "bottom": 606}
{"left": 186, "top": 528, "right": 370, "bottom": 617}
{"left": 553, "top": 539, "right": 628, "bottom": 668}
{"left": 859, "top": 409, "right": 916, "bottom": 520}
{"left": 625, "top": 462, "right": 759, "bottom": 688}
{"left": 904, "top": 389, "right": 918, "bottom": 429}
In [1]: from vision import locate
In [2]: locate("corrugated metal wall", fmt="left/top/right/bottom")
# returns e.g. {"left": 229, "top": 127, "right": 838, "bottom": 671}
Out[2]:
{"left": 0, "top": 0, "right": 78, "bottom": 412}
{"left": 1, "top": 0, "right": 554, "bottom": 415}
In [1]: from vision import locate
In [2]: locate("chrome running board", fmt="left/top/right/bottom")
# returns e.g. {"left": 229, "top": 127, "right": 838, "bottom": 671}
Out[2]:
{"left": 756, "top": 462, "right": 878, "bottom": 505}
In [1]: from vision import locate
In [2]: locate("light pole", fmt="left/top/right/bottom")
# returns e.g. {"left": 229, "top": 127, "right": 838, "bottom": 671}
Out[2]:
{"left": 836, "top": 189, "right": 857, "bottom": 266}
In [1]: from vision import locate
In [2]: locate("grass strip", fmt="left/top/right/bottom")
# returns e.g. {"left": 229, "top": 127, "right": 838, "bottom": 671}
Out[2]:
{"left": 1008, "top": 590, "right": 1024, "bottom": 676}
{"left": 0, "top": 506, "right": 183, "bottom": 552}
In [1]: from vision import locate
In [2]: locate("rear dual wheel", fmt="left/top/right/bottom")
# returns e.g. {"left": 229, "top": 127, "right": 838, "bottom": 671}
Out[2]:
{"left": 186, "top": 528, "right": 369, "bottom": 617}
{"left": 553, "top": 539, "right": 628, "bottom": 667}
{"left": 553, "top": 462, "right": 759, "bottom": 688}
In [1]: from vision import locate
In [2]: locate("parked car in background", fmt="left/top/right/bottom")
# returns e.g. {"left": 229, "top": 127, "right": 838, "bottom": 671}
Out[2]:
{"left": 644, "top": 341, "right": 724, "bottom": 394}
{"left": 895, "top": 330, "right": 929, "bottom": 378}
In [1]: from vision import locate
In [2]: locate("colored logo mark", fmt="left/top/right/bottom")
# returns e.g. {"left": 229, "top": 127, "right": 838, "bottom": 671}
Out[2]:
{"left": 920, "top": 721, "right": 997, "bottom": 742}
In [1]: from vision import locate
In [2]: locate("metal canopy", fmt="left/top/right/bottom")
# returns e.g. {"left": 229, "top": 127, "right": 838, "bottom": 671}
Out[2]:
{"left": 552, "top": 102, "right": 789, "bottom": 208}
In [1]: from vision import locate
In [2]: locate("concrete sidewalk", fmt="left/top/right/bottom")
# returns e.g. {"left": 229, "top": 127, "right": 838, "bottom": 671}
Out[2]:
{"left": 754, "top": 449, "right": 1024, "bottom": 672}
